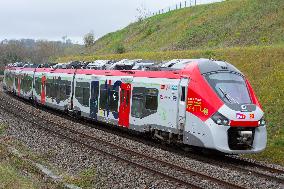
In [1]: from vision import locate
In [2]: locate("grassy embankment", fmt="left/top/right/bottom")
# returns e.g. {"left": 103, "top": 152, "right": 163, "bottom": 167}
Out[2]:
{"left": 58, "top": 45, "right": 284, "bottom": 165}
{"left": 91, "top": 0, "right": 284, "bottom": 54}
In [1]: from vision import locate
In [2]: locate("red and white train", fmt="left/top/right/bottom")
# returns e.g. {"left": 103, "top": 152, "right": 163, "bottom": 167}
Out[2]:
{"left": 3, "top": 59, "right": 267, "bottom": 154}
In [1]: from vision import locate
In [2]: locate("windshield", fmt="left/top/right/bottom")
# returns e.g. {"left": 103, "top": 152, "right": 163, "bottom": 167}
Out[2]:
{"left": 204, "top": 72, "right": 251, "bottom": 104}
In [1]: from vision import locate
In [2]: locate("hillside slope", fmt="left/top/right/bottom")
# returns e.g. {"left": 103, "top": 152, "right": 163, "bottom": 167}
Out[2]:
{"left": 94, "top": 0, "right": 284, "bottom": 54}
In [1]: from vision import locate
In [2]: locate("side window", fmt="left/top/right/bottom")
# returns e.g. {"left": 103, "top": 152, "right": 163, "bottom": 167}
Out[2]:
{"left": 75, "top": 86, "right": 83, "bottom": 98}
{"left": 131, "top": 94, "right": 144, "bottom": 118}
{"left": 109, "top": 89, "right": 119, "bottom": 112}
{"left": 35, "top": 77, "right": 41, "bottom": 95}
{"left": 145, "top": 89, "right": 158, "bottom": 111}
{"left": 83, "top": 87, "right": 90, "bottom": 106}
{"left": 75, "top": 82, "right": 90, "bottom": 107}
{"left": 99, "top": 83, "right": 119, "bottom": 112}
{"left": 131, "top": 87, "right": 158, "bottom": 118}
{"left": 50, "top": 82, "right": 55, "bottom": 98}
{"left": 66, "top": 85, "right": 71, "bottom": 96}
{"left": 99, "top": 84, "right": 107, "bottom": 110}
{"left": 46, "top": 82, "right": 50, "bottom": 97}
{"left": 59, "top": 84, "right": 66, "bottom": 100}
{"left": 181, "top": 86, "right": 185, "bottom": 102}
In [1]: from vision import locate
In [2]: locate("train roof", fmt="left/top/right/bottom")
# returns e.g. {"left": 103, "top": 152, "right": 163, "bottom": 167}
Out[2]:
{"left": 5, "top": 59, "right": 244, "bottom": 78}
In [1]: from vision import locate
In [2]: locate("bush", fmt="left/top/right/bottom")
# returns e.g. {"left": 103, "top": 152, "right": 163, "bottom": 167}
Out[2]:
{"left": 114, "top": 44, "right": 126, "bottom": 54}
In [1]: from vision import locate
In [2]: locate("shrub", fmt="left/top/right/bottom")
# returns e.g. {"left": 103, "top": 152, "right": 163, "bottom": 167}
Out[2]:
{"left": 114, "top": 44, "right": 126, "bottom": 54}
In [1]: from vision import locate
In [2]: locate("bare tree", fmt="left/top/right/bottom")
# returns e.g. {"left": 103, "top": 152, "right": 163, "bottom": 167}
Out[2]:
{"left": 136, "top": 5, "right": 149, "bottom": 22}
{"left": 83, "top": 31, "right": 95, "bottom": 48}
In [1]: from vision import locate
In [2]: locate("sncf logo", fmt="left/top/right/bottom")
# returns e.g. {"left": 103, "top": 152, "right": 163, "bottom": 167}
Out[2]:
{"left": 236, "top": 113, "right": 246, "bottom": 119}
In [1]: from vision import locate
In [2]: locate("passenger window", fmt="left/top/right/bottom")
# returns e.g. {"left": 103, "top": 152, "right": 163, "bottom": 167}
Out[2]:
{"left": 99, "top": 84, "right": 107, "bottom": 110}
{"left": 181, "top": 87, "right": 185, "bottom": 102}
{"left": 131, "top": 96, "right": 144, "bottom": 118}
{"left": 75, "top": 86, "right": 83, "bottom": 98}
{"left": 82, "top": 88, "right": 90, "bottom": 106}
{"left": 131, "top": 87, "right": 158, "bottom": 118}
{"left": 46, "top": 82, "right": 50, "bottom": 97}
{"left": 120, "top": 90, "right": 125, "bottom": 102}
{"left": 126, "top": 91, "right": 130, "bottom": 105}
{"left": 60, "top": 85, "right": 66, "bottom": 100}
{"left": 145, "top": 95, "right": 158, "bottom": 111}
{"left": 109, "top": 90, "right": 119, "bottom": 112}
{"left": 66, "top": 85, "right": 71, "bottom": 96}
{"left": 76, "top": 82, "right": 90, "bottom": 107}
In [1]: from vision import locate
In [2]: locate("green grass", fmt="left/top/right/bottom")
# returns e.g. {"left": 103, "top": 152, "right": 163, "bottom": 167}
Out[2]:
{"left": 0, "top": 144, "right": 51, "bottom": 189}
{"left": 90, "top": 0, "right": 284, "bottom": 54}
{"left": 59, "top": 45, "right": 284, "bottom": 165}
{"left": 64, "top": 168, "right": 97, "bottom": 188}
{"left": 0, "top": 162, "right": 39, "bottom": 189}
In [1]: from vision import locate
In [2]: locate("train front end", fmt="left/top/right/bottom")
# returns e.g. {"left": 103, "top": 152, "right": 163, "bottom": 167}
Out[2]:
{"left": 183, "top": 60, "right": 267, "bottom": 154}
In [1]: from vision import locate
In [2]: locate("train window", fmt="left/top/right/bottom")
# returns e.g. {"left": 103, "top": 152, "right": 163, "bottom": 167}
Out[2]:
{"left": 145, "top": 88, "right": 158, "bottom": 111}
{"left": 50, "top": 83, "right": 54, "bottom": 98}
{"left": 66, "top": 85, "right": 71, "bottom": 96}
{"left": 75, "top": 82, "right": 90, "bottom": 107}
{"left": 99, "top": 85, "right": 107, "bottom": 110}
{"left": 46, "top": 82, "right": 50, "bottom": 97}
{"left": 82, "top": 87, "right": 90, "bottom": 106}
{"left": 181, "top": 87, "right": 185, "bottom": 102}
{"left": 75, "top": 86, "right": 83, "bottom": 98}
{"left": 145, "top": 95, "right": 158, "bottom": 111}
{"left": 35, "top": 78, "right": 41, "bottom": 95}
{"left": 126, "top": 91, "right": 130, "bottom": 105}
{"left": 131, "top": 95, "right": 144, "bottom": 118}
{"left": 120, "top": 90, "right": 125, "bottom": 102}
{"left": 54, "top": 83, "right": 60, "bottom": 99}
{"left": 60, "top": 84, "right": 66, "bottom": 100}
{"left": 131, "top": 87, "right": 158, "bottom": 118}
{"left": 109, "top": 89, "right": 118, "bottom": 112}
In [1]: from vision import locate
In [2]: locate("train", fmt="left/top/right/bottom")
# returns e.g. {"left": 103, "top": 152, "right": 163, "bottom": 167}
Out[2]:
{"left": 3, "top": 59, "right": 267, "bottom": 154}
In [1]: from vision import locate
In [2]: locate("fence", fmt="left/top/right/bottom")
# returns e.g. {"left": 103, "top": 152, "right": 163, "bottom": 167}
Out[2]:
{"left": 146, "top": 0, "right": 224, "bottom": 18}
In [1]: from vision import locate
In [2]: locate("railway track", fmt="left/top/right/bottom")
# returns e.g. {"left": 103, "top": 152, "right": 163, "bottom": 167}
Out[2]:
{"left": 0, "top": 93, "right": 249, "bottom": 189}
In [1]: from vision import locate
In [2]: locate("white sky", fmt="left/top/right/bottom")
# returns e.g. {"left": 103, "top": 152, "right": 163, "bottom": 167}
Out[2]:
{"left": 0, "top": 0, "right": 222, "bottom": 44}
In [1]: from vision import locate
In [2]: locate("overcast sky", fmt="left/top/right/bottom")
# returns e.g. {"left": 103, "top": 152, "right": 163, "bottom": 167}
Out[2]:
{"left": 0, "top": 0, "right": 222, "bottom": 44}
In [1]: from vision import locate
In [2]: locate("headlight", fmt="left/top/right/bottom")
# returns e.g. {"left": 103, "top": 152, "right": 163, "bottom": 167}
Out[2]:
{"left": 211, "top": 112, "right": 230, "bottom": 126}
{"left": 258, "top": 117, "right": 266, "bottom": 126}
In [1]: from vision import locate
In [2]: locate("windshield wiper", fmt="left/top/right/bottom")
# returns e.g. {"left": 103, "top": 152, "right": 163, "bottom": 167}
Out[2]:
{"left": 219, "top": 87, "right": 239, "bottom": 104}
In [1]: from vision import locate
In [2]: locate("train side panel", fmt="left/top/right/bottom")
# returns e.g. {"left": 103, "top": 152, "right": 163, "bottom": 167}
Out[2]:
{"left": 129, "top": 77, "right": 180, "bottom": 133}
{"left": 33, "top": 69, "right": 74, "bottom": 111}
{"left": 18, "top": 69, "right": 35, "bottom": 100}
{"left": 3, "top": 68, "right": 15, "bottom": 91}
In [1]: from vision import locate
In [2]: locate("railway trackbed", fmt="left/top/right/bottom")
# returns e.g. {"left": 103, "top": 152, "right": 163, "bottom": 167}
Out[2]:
{"left": 0, "top": 92, "right": 283, "bottom": 188}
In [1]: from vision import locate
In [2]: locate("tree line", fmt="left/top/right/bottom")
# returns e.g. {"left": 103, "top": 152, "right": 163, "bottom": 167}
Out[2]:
{"left": 0, "top": 39, "right": 83, "bottom": 68}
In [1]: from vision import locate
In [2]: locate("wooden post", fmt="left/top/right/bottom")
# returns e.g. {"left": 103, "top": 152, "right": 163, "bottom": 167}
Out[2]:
{"left": 185, "top": 1, "right": 187, "bottom": 7}
{"left": 180, "top": 2, "right": 182, "bottom": 9}
{"left": 195, "top": 0, "right": 197, "bottom": 6}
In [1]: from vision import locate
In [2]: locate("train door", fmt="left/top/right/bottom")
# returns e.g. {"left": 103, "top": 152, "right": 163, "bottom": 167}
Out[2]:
{"left": 178, "top": 78, "right": 189, "bottom": 130}
{"left": 118, "top": 83, "right": 131, "bottom": 128}
{"left": 90, "top": 80, "right": 99, "bottom": 120}
{"left": 17, "top": 72, "right": 21, "bottom": 96}
{"left": 41, "top": 75, "right": 46, "bottom": 104}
